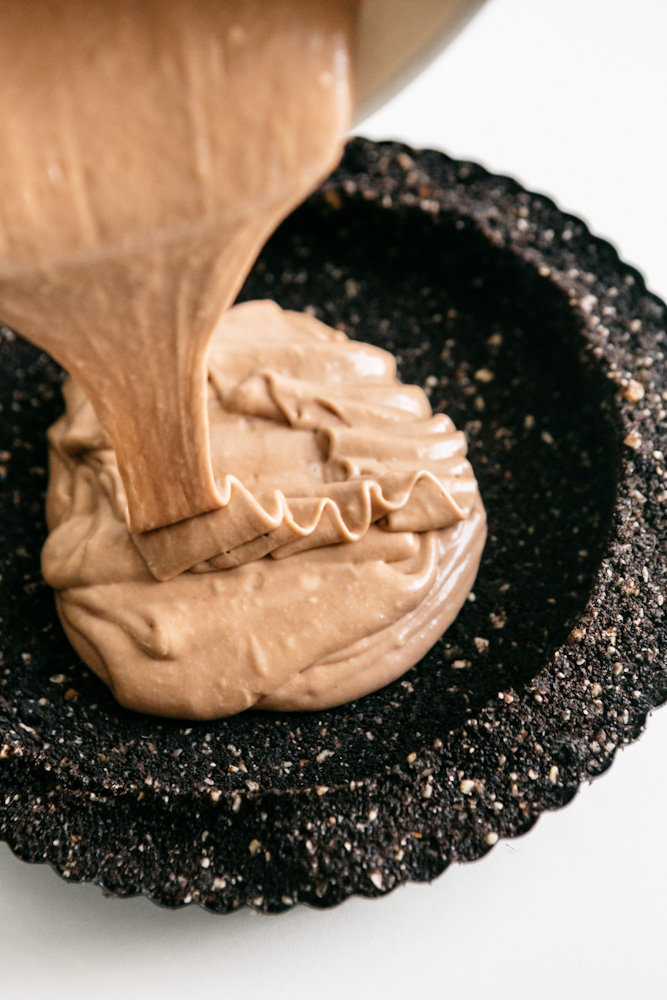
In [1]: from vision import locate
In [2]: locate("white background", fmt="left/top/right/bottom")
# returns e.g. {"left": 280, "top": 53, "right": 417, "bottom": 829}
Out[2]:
{"left": 2, "top": 1, "right": 666, "bottom": 997}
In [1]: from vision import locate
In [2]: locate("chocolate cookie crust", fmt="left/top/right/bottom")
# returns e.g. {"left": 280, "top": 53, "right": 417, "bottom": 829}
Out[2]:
{"left": 1, "top": 137, "right": 666, "bottom": 912}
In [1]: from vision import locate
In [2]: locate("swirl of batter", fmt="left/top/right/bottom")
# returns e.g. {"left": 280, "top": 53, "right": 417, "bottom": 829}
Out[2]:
{"left": 42, "top": 301, "right": 486, "bottom": 718}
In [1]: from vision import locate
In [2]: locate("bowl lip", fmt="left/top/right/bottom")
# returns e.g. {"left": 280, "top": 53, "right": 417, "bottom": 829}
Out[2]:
{"left": 2, "top": 136, "right": 667, "bottom": 913}
{"left": 352, "top": 0, "right": 489, "bottom": 126}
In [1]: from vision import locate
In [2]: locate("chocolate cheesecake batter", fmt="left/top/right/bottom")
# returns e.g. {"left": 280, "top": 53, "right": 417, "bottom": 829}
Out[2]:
{"left": 44, "top": 301, "right": 486, "bottom": 717}
{"left": 0, "top": 0, "right": 486, "bottom": 717}
{"left": 0, "top": 0, "right": 356, "bottom": 533}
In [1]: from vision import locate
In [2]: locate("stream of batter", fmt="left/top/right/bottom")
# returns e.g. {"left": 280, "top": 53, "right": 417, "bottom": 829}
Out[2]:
{"left": 0, "top": 0, "right": 486, "bottom": 718}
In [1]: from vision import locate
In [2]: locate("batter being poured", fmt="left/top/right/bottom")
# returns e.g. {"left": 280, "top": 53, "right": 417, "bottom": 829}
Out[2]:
{"left": 0, "top": 0, "right": 486, "bottom": 718}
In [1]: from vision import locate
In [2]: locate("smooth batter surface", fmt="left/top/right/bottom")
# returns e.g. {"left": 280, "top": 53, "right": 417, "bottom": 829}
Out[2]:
{"left": 0, "top": 0, "right": 486, "bottom": 718}
{"left": 0, "top": 0, "right": 356, "bottom": 533}
{"left": 43, "top": 301, "right": 486, "bottom": 718}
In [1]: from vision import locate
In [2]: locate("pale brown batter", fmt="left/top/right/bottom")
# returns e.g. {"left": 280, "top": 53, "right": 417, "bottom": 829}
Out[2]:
{"left": 43, "top": 301, "right": 486, "bottom": 717}
{"left": 0, "top": 0, "right": 486, "bottom": 718}
{"left": 0, "top": 0, "right": 355, "bottom": 533}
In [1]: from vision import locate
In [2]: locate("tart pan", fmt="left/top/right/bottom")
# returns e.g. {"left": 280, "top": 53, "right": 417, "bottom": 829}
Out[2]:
{"left": 1, "top": 137, "right": 666, "bottom": 912}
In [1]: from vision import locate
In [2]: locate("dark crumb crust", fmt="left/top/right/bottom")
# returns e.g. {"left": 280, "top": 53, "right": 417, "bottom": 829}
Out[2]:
{"left": 1, "top": 137, "right": 666, "bottom": 912}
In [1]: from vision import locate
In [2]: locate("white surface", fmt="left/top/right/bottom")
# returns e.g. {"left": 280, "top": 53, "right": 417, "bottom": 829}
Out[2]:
{"left": 2, "top": 0, "right": 666, "bottom": 997}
